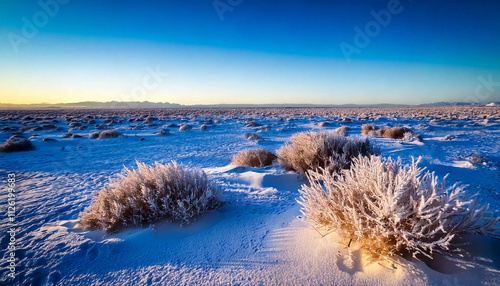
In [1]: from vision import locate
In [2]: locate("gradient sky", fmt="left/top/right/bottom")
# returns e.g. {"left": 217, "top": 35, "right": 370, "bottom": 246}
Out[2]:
{"left": 1, "top": 0, "right": 499, "bottom": 105}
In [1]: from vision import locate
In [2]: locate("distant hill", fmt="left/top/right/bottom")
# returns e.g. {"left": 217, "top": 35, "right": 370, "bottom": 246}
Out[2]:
{"left": 0, "top": 101, "right": 183, "bottom": 109}
{"left": 416, "top": 102, "right": 482, "bottom": 107}
{"left": 0, "top": 101, "right": 497, "bottom": 110}
{"left": 187, "top": 103, "right": 408, "bottom": 108}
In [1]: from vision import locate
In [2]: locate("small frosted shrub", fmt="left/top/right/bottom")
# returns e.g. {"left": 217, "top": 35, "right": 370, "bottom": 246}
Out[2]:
{"left": 89, "top": 131, "right": 100, "bottom": 139}
{"left": 245, "top": 121, "right": 262, "bottom": 127}
{"left": 299, "top": 156, "right": 499, "bottom": 259}
{"left": 318, "top": 122, "right": 332, "bottom": 128}
{"left": 361, "top": 124, "right": 379, "bottom": 136}
{"left": 363, "top": 125, "right": 419, "bottom": 141}
{"left": 277, "top": 131, "right": 377, "bottom": 175}
{"left": 467, "top": 153, "right": 484, "bottom": 165}
{"left": 42, "top": 124, "right": 58, "bottom": 130}
{"left": 79, "top": 161, "right": 223, "bottom": 232}
{"left": 245, "top": 133, "right": 263, "bottom": 141}
{"left": 402, "top": 131, "right": 421, "bottom": 142}
{"left": 97, "top": 130, "right": 121, "bottom": 139}
{"left": 232, "top": 148, "right": 277, "bottom": 167}
{"left": 380, "top": 127, "right": 414, "bottom": 139}
{"left": 334, "top": 126, "right": 349, "bottom": 136}
{"left": 155, "top": 129, "right": 171, "bottom": 135}
{"left": 179, "top": 124, "right": 191, "bottom": 131}
{"left": 0, "top": 135, "right": 35, "bottom": 153}
{"left": 42, "top": 138, "right": 56, "bottom": 142}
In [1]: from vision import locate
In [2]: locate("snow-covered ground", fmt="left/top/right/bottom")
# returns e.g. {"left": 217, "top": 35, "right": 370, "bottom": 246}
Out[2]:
{"left": 1, "top": 107, "right": 499, "bottom": 285}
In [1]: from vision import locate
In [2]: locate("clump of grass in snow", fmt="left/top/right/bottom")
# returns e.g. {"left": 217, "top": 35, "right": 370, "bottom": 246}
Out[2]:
{"left": 334, "top": 126, "right": 349, "bottom": 136}
{"left": 299, "top": 155, "right": 499, "bottom": 259}
{"left": 380, "top": 126, "right": 414, "bottom": 140}
{"left": 361, "top": 124, "right": 379, "bottom": 136}
{"left": 245, "top": 133, "right": 263, "bottom": 141}
{"left": 79, "top": 161, "right": 223, "bottom": 232}
{"left": 89, "top": 131, "right": 100, "bottom": 139}
{"left": 0, "top": 135, "right": 35, "bottom": 153}
{"left": 362, "top": 124, "right": 419, "bottom": 141}
{"left": 277, "top": 131, "right": 377, "bottom": 175}
{"left": 232, "top": 148, "right": 277, "bottom": 167}
{"left": 97, "top": 130, "right": 121, "bottom": 139}
{"left": 179, "top": 124, "right": 192, "bottom": 131}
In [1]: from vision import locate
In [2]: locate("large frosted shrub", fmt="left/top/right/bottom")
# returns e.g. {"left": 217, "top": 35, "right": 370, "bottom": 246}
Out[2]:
{"left": 277, "top": 131, "right": 377, "bottom": 175}
{"left": 79, "top": 161, "right": 223, "bottom": 232}
{"left": 299, "top": 155, "right": 499, "bottom": 259}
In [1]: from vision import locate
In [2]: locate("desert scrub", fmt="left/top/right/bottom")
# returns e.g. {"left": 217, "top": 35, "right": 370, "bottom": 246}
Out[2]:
{"left": 179, "top": 124, "right": 192, "bottom": 131}
{"left": 245, "top": 133, "right": 263, "bottom": 141}
{"left": 361, "top": 124, "right": 379, "bottom": 136}
{"left": 97, "top": 129, "right": 121, "bottom": 139}
{"left": 89, "top": 131, "right": 101, "bottom": 139}
{"left": 362, "top": 125, "right": 419, "bottom": 141}
{"left": 380, "top": 126, "right": 415, "bottom": 140}
{"left": 334, "top": 126, "right": 349, "bottom": 136}
{"left": 299, "top": 155, "right": 499, "bottom": 259}
{"left": 277, "top": 131, "right": 377, "bottom": 175}
{"left": 79, "top": 161, "right": 223, "bottom": 232}
{"left": 232, "top": 148, "right": 277, "bottom": 167}
{"left": 0, "top": 135, "right": 35, "bottom": 153}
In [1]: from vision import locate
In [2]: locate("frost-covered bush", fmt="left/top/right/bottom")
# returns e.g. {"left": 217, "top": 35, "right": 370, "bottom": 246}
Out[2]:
{"left": 277, "top": 131, "right": 377, "bottom": 175}
{"left": 362, "top": 125, "right": 419, "bottom": 141}
{"left": 79, "top": 161, "right": 223, "bottom": 232}
{"left": 245, "top": 121, "right": 262, "bottom": 127}
{"left": 232, "top": 148, "right": 277, "bottom": 167}
{"left": 155, "top": 129, "right": 171, "bottom": 135}
{"left": 361, "top": 124, "right": 379, "bottom": 136}
{"left": 245, "top": 133, "right": 263, "bottom": 141}
{"left": 334, "top": 126, "right": 349, "bottom": 136}
{"left": 97, "top": 129, "right": 121, "bottom": 139}
{"left": 318, "top": 122, "right": 333, "bottom": 128}
{"left": 0, "top": 135, "right": 35, "bottom": 153}
{"left": 380, "top": 127, "right": 413, "bottom": 139}
{"left": 299, "top": 156, "right": 499, "bottom": 259}
{"left": 402, "top": 131, "right": 421, "bottom": 142}
{"left": 89, "top": 131, "right": 100, "bottom": 139}
{"left": 179, "top": 124, "right": 192, "bottom": 131}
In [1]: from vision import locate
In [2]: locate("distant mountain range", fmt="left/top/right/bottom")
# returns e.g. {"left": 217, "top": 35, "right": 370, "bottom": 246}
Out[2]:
{"left": 0, "top": 101, "right": 182, "bottom": 109}
{"left": 0, "top": 101, "right": 498, "bottom": 110}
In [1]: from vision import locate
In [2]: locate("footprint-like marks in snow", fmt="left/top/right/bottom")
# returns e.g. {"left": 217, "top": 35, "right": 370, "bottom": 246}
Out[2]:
{"left": 86, "top": 244, "right": 100, "bottom": 261}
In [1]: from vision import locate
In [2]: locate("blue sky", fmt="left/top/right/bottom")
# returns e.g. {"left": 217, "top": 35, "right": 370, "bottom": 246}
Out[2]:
{"left": 0, "top": 0, "right": 499, "bottom": 105}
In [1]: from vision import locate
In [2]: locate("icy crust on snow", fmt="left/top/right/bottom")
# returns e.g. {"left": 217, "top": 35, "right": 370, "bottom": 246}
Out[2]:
{"left": 0, "top": 107, "right": 499, "bottom": 285}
